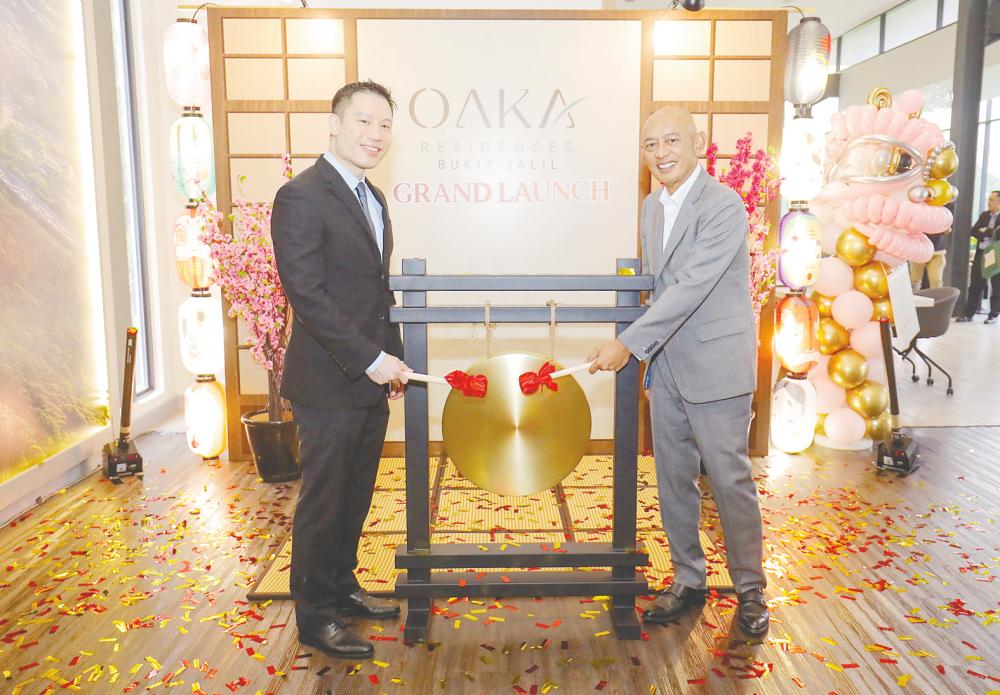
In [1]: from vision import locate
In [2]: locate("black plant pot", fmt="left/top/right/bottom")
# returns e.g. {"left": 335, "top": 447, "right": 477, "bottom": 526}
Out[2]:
{"left": 241, "top": 409, "right": 300, "bottom": 482}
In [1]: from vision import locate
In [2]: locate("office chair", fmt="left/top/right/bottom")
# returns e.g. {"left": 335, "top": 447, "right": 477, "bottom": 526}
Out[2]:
{"left": 897, "top": 287, "right": 960, "bottom": 396}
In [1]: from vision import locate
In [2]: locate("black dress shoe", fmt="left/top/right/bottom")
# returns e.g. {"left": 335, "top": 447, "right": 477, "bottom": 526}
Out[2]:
{"left": 736, "top": 587, "right": 769, "bottom": 636}
{"left": 641, "top": 584, "right": 707, "bottom": 625}
{"left": 335, "top": 591, "right": 401, "bottom": 619}
{"left": 298, "top": 620, "right": 374, "bottom": 659}
{"left": 986, "top": 316, "right": 997, "bottom": 324}
{"left": 956, "top": 316, "right": 973, "bottom": 322}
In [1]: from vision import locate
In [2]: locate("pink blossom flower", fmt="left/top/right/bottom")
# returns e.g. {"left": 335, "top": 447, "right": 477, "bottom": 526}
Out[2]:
{"left": 706, "top": 134, "right": 781, "bottom": 330}
{"left": 197, "top": 180, "right": 292, "bottom": 420}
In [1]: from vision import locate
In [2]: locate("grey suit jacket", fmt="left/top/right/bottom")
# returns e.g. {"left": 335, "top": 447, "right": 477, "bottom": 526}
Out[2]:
{"left": 619, "top": 168, "right": 756, "bottom": 404}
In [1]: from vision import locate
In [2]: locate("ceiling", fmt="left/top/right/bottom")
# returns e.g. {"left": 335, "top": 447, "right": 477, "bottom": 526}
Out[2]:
{"left": 198, "top": 0, "right": 907, "bottom": 38}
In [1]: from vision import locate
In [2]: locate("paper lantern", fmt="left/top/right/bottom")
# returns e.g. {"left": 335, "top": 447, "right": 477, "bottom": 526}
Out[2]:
{"left": 770, "top": 375, "right": 818, "bottom": 454}
{"left": 775, "top": 293, "right": 819, "bottom": 374}
{"left": 779, "top": 118, "right": 825, "bottom": 202}
{"left": 169, "top": 109, "right": 215, "bottom": 200}
{"left": 784, "top": 16, "right": 830, "bottom": 117}
{"left": 179, "top": 292, "right": 224, "bottom": 376}
{"left": 173, "top": 208, "right": 213, "bottom": 288}
{"left": 184, "top": 376, "right": 227, "bottom": 460}
{"left": 778, "top": 208, "right": 823, "bottom": 288}
{"left": 163, "top": 19, "right": 210, "bottom": 108}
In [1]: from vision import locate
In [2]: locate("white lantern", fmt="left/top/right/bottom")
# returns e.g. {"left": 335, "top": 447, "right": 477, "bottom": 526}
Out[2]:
{"left": 770, "top": 375, "right": 818, "bottom": 454}
{"left": 777, "top": 207, "right": 823, "bottom": 289}
{"left": 163, "top": 19, "right": 211, "bottom": 108}
{"left": 785, "top": 16, "right": 830, "bottom": 116}
{"left": 179, "top": 292, "right": 224, "bottom": 375}
{"left": 173, "top": 209, "right": 214, "bottom": 288}
{"left": 169, "top": 109, "right": 215, "bottom": 200}
{"left": 780, "top": 117, "right": 825, "bottom": 203}
{"left": 184, "top": 376, "right": 227, "bottom": 460}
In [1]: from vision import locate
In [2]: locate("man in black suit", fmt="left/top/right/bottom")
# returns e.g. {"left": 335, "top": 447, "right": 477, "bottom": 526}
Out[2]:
{"left": 271, "top": 80, "right": 409, "bottom": 659}
{"left": 957, "top": 190, "right": 1000, "bottom": 324}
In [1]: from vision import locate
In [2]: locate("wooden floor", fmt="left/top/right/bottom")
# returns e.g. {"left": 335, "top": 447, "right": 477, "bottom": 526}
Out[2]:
{"left": 895, "top": 315, "right": 1000, "bottom": 427}
{"left": 2, "top": 427, "right": 1000, "bottom": 694}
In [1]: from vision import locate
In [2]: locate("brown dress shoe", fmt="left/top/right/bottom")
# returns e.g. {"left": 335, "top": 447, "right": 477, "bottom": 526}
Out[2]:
{"left": 298, "top": 619, "right": 374, "bottom": 659}
{"left": 641, "top": 584, "right": 707, "bottom": 625}
{"left": 335, "top": 590, "right": 401, "bottom": 619}
{"left": 736, "top": 587, "right": 769, "bottom": 636}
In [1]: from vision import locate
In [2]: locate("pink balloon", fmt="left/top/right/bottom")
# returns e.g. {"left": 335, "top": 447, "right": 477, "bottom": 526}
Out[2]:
{"left": 824, "top": 407, "right": 867, "bottom": 444}
{"left": 813, "top": 374, "right": 846, "bottom": 414}
{"left": 850, "top": 321, "right": 884, "bottom": 358}
{"left": 814, "top": 256, "right": 855, "bottom": 297}
{"left": 832, "top": 290, "right": 875, "bottom": 330}
{"left": 808, "top": 354, "right": 831, "bottom": 381}
{"left": 895, "top": 89, "right": 924, "bottom": 115}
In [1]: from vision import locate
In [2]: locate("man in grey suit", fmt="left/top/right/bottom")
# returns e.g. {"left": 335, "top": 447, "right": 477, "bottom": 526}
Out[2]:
{"left": 588, "top": 106, "right": 768, "bottom": 636}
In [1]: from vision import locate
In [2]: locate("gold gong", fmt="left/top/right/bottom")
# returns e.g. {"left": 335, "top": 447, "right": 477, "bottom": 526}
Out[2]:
{"left": 442, "top": 353, "right": 592, "bottom": 496}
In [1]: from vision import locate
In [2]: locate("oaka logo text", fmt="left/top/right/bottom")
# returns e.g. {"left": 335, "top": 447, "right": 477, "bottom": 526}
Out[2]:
{"left": 407, "top": 89, "right": 586, "bottom": 129}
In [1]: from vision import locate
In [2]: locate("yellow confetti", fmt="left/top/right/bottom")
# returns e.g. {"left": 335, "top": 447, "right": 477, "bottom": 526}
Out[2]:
{"left": 372, "top": 660, "right": 389, "bottom": 668}
{"left": 593, "top": 630, "right": 610, "bottom": 637}
{"left": 454, "top": 620, "right": 461, "bottom": 629}
{"left": 821, "top": 637, "right": 838, "bottom": 646}
{"left": 897, "top": 674, "right": 911, "bottom": 686}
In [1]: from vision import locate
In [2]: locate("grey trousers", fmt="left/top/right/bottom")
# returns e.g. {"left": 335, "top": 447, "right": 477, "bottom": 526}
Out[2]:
{"left": 649, "top": 358, "right": 765, "bottom": 592}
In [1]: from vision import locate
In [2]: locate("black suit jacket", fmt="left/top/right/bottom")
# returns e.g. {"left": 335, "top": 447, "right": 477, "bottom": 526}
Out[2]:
{"left": 971, "top": 210, "right": 1000, "bottom": 244}
{"left": 271, "top": 155, "right": 402, "bottom": 409}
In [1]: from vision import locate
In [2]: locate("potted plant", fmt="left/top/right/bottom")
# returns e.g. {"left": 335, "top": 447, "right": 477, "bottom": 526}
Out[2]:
{"left": 198, "top": 156, "right": 299, "bottom": 482}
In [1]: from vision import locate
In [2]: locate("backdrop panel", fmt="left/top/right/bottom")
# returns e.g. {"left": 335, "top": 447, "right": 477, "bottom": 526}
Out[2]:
{"left": 206, "top": 8, "right": 786, "bottom": 459}
{"left": 359, "top": 18, "right": 641, "bottom": 440}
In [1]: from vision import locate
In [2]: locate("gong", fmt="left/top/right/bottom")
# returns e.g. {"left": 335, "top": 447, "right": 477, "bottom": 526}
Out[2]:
{"left": 441, "top": 353, "right": 591, "bottom": 496}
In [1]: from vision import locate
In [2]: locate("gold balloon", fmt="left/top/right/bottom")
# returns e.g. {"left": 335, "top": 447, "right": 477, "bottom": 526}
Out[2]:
{"left": 815, "top": 412, "right": 826, "bottom": 437}
{"left": 441, "top": 353, "right": 591, "bottom": 496}
{"left": 818, "top": 317, "right": 850, "bottom": 355}
{"left": 865, "top": 410, "right": 893, "bottom": 441}
{"left": 835, "top": 227, "right": 877, "bottom": 267}
{"left": 928, "top": 147, "right": 959, "bottom": 179}
{"left": 810, "top": 291, "right": 834, "bottom": 318}
{"left": 854, "top": 261, "right": 889, "bottom": 300}
{"left": 871, "top": 296, "right": 894, "bottom": 322}
{"left": 846, "top": 380, "right": 890, "bottom": 418}
{"left": 828, "top": 348, "right": 868, "bottom": 389}
{"left": 926, "top": 178, "right": 957, "bottom": 206}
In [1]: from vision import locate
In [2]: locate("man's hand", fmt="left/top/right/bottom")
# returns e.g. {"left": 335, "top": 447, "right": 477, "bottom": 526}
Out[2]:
{"left": 587, "top": 339, "right": 632, "bottom": 373}
{"left": 388, "top": 379, "right": 405, "bottom": 400}
{"left": 368, "top": 354, "right": 411, "bottom": 385}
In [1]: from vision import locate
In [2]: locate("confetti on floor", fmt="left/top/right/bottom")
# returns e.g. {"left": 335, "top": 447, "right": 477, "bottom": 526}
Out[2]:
{"left": 1, "top": 428, "right": 999, "bottom": 694}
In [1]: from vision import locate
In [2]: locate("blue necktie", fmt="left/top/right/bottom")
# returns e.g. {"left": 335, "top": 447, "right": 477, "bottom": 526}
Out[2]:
{"left": 355, "top": 181, "right": 380, "bottom": 255}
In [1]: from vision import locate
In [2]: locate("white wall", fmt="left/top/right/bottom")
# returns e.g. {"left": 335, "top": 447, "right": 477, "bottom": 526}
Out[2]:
{"left": 839, "top": 24, "right": 1000, "bottom": 107}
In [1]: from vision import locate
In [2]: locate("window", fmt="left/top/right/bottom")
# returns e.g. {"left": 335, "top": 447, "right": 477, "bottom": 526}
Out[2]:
{"left": 111, "top": 0, "right": 153, "bottom": 394}
{"left": 942, "top": 0, "right": 959, "bottom": 26}
{"left": 884, "top": 0, "right": 938, "bottom": 51}
{"left": 839, "top": 19, "right": 880, "bottom": 70}
{"left": 828, "top": 37, "right": 839, "bottom": 73}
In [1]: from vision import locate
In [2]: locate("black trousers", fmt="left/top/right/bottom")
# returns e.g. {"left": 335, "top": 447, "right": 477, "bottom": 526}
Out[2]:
{"left": 964, "top": 248, "right": 1000, "bottom": 318}
{"left": 289, "top": 398, "right": 389, "bottom": 626}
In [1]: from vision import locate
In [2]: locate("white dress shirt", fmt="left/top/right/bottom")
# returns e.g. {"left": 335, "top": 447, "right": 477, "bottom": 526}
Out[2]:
{"left": 659, "top": 167, "right": 700, "bottom": 250}
{"left": 322, "top": 150, "right": 388, "bottom": 375}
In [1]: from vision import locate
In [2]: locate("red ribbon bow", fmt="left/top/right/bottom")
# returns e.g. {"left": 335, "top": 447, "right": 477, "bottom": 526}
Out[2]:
{"left": 445, "top": 370, "right": 488, "bottom": 398}
{"left": 519, "top": 361, "right": 559, "bottom": 395}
